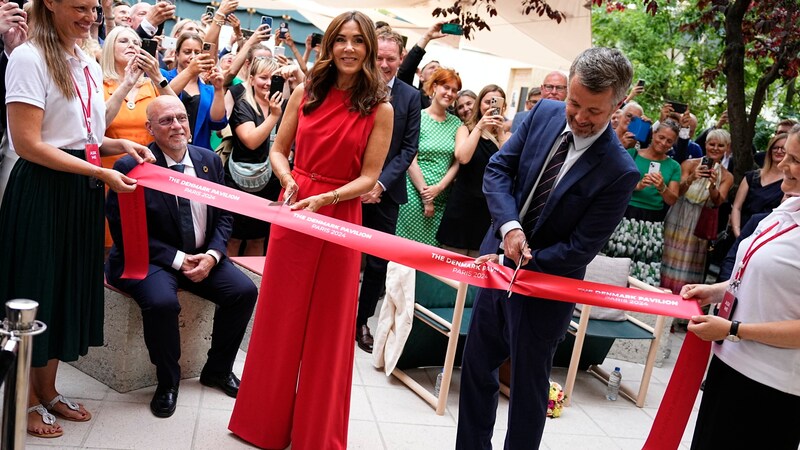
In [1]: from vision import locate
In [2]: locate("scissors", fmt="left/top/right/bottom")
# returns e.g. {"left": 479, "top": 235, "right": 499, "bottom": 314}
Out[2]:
{"left": 507, "top": 241, "right": 528, "bottom": 298}
{"left": 267, "top": 188, "right": 295, "bottom": 207}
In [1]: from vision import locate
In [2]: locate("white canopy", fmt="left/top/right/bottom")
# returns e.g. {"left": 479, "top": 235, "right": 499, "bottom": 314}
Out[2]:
{"left": 235, "top": 0, "right": 592, "bottom": 70}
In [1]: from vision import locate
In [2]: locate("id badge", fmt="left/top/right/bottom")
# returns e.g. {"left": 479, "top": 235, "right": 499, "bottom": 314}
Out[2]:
{"left": 716, "top": 289, "right": 737, "bottom": 320}
{"left": 85, "top": 134, "right": 103, "bottom": 189}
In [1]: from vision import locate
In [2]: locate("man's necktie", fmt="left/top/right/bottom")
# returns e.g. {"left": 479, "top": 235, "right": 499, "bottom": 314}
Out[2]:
{"left": 170, "top": 164, "right": 196, "bottom": 253}
{"left": 522, "top": 131, "right": 574, "bottom": 235}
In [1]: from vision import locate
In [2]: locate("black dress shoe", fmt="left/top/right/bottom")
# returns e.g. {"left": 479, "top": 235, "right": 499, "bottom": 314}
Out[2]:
{"left": 199, "top": 371, "right": 240, "bottom": 398}
{"left": 356, "top": 324, "right": 374, "bottom": 353}
{"left": 150, "top": 385, "right": 179, "bottom": 418}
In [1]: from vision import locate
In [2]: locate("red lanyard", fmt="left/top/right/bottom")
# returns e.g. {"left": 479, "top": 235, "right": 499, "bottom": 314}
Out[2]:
{"left": 71, "top": 66, "right": 96, "bottom": 140}
{"left": 732, "top": 221, "right": 798, "bottom": 285}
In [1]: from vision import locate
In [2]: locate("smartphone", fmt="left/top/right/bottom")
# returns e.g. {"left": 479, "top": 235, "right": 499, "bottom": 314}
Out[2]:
{"left": 441, "top": 23, "right": 464, "bottom": 35}
{"left": 141, "top": 39, "right": 159, "bottom": 57}
{"left": 310, "top": 33, "right": 322, "bottom": 48}
{"left": 278, "top": 22, "right": 289, "bottom": 39}
{"left": 241, "top": 28, "right": 255, "bottom": 39}
{"left": 161, "top": 36, "right": 177, "bottom": 50}
{"left": 204, "top": 5, "right": 215, "bottom": 18}
{"left": 400, "top": 35, "right": 409, "bottom": 48}
{"left": 202, "top": 42, "right": 216, "bottom": 55}
{"left": 627, "top": 116, "right": 651, "bottom": 142}
{"left": 648, "top": 161, "right": 661, "bottom": 175}
{"left": 637, "top": 79, "right": 645, "bottom": 87}
{"left": 269, "top": 74, "right": 285, "bottom": 97}
{"left": 260, "top": 16, "right": 273, "bottom": 29}
{"left": 94, "top": 6, "right": 104, "bottom": 24}
{"left": 700, "top": 156, "right": 713, "bottom": 170}
{"left": 272, "top": 45, "right": 285, "bottom": 58}
{"left": 667, "top": 100, "right": 688, "bottom": 114}
{"left": 489, "top": 97, "right": 504, "bottom": 116}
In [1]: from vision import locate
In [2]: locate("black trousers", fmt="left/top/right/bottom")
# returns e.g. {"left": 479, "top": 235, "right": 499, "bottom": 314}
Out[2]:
{"left": 456, "top": 271, "right": 575, "bottom": 450}
{"left": 355, "top": 199, "right": 399, "bottom": 327}
{"left": 691, "top": 355, "right": 800, "bottom": 449}
{"left": 110, "top": 260, "right": 257, "bottom": 387}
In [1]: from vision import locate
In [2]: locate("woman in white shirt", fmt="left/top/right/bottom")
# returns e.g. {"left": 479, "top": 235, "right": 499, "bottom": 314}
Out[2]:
{"left": 0, "top": 0, "right": 151, "bottom": 438}
{"left": 682, "top": 124, "right": 800, "bottom": 449}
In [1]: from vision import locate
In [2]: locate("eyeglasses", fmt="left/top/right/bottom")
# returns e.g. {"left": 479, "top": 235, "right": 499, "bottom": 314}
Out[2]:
{"left": 771, "top": 146, "right": 785, "bottom": 152}
{"left": 542, "top": 84, "right": 567, "bottom": 93}
{"left": 156, "top": 114, "right": 189, "bottom": 126}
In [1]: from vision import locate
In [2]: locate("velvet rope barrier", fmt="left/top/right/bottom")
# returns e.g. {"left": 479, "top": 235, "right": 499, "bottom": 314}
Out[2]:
{"left": 119, "top": 163, "right": 709, "bottom": 449}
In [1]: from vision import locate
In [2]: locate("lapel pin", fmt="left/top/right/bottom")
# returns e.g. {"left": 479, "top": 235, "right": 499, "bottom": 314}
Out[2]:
{"left": 203, "top": 166, "right": 209, "bottom": 173}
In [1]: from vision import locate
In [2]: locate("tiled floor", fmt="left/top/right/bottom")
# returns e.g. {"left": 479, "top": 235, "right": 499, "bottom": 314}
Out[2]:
{"left": 20, "top": 324, "right": 700, "bottom": 449}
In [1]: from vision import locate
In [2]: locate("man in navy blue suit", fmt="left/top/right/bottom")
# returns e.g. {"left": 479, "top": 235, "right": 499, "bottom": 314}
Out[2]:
{"left": 105, "top": 97, "right": 257, "bottom": 418}
{"left": 355, "top": 28, "right": 420, "bottom": 352}
{"left": 456, "top": 48, "right": 640, "bottom": 449}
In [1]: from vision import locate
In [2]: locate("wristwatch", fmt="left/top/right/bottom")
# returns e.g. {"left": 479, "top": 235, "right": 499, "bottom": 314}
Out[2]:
{"left": 726, "top": 320, "right": 741, "bottom": 342}
{"left": 158, "top": 78, "right": 169, "bottom": 88}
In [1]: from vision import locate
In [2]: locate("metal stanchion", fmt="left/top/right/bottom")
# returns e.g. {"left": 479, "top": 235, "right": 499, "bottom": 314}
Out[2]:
{"left": 1, "top": 299, "right": 47, "bottom": 450}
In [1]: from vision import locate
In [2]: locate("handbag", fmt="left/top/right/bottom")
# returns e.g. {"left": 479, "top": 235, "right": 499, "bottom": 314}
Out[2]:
{"left": 228, "top": 157, "right": 272, "bottom": 193}
{"left": 693, "top": 203, "right": 719, "bottom": 240}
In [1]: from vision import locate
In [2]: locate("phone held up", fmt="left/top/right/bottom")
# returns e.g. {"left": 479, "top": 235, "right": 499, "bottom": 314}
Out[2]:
{"left": 278, "top": 22, "right": 289, "bottom": 39}
{"left": 204, "top": 5, "right": 215, "bottom": 18}
{"left": 637, "top": 79, "right": 645, "bottom": 88}
{"left": 700, "top": 156, "right": 713, "bottom": 176}
{"left": 202, "top": 42, "right": 216, "bottom": 55}
{"left": 260, "top": 16, "right": 273, "bottom": 29}
{"left": 310, "top": 33, "right": 323, "bottom": 48}
{"left": 667, "top": 100, "right": 688, "bottom": 114}
{"left": 489, "top": 97, "right": 504, "bottom": 116}
{"left": 269, "top": 75, "right": 285, "bottom": 98}
{"left": 441, "top": 22, "right": 464, "bottom": 35}
{"left": 648, "top": 161, "right": 661, "bottom": 175}
{"left": 141, "top": 39, "right": 159, "bottom": 57}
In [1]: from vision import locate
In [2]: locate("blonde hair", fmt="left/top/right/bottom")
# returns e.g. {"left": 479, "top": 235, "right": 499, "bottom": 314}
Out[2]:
{"left": 31, "top": 0, "right": 76, "bottom": 99}
{"left": 101, "top": 27, "right": 141, "bottom": 82}
{"left": 243, "top": 57, "right": 280, "bottom": 117}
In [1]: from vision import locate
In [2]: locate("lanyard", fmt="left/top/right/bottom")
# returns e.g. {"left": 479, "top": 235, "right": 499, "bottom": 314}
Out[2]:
{"left": 732, "top": 221, "right": 798, "bottom": 287}
{"left": 71, "top": 66, "right": 96, "bottom": 141}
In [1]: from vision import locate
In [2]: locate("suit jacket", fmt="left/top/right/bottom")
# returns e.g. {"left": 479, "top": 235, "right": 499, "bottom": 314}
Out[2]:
{"left": 396, "top": 45, "right": 431, "bottom": 109}
{"left": 480, "top": 99, "right": 639, "bottom": 281}
{"left": 380, "top": 79, "right": 420, "bottom": 204}
{"left": 105, "top": 143, "right": 233, "bottom": 281}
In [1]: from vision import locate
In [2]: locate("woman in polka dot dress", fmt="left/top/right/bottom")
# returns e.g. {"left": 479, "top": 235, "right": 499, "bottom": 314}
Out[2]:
{"left": 396, "top": 68, "right": 463, "bottom": 246}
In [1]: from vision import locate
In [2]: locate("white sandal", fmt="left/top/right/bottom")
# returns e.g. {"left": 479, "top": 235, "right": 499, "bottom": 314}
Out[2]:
{"left": 27, "top": 404, "right": 63, "bottom": 438}
{"left": 45, "top": 394, "right": 92, "bottom": 422}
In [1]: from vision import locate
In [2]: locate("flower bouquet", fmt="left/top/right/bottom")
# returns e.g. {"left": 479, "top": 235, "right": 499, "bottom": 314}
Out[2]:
{"left": 547, "top": 381, "right": 566, "bottom": 418}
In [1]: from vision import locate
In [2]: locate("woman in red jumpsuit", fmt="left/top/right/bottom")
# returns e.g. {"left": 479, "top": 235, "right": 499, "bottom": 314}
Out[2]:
{"left": 229, "top": 11, "right": 393, "bottom": 450}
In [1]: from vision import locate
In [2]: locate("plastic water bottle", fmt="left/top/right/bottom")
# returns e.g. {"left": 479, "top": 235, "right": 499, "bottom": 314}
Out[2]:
{"left": 434, "top": 370, "right": 444, "bottom": 397}
{"left": 606, "top": 367, "right": 622, "bottom": 401}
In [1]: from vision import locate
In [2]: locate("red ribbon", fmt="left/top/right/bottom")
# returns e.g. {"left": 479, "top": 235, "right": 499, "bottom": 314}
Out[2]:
{"left": 119, "top": 163, "right": 708, "bottom": 448}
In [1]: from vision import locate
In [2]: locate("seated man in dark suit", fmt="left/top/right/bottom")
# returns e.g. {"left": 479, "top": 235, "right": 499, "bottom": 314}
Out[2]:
{"left": 457, "top": 47, "right": 639, "bottom": 449}
{"left": 105, "top": 96, "right": 257, "bottom": 418}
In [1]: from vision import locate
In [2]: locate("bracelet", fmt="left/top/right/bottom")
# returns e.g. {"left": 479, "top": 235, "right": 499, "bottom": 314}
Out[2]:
{"left": 213, "top": 19, "right": 225, "bottom": 27}
{"left": 657, "top": 184, "right": 666, "bottom": 194}
{"left": 330, "top": 190, "right": 340, "bottom": 205}
{"left": 279, "top": 172, "right": 293, "bottom": 187}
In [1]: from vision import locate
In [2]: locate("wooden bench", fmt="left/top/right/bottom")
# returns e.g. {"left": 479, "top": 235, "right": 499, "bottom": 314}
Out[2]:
{"left": 69, "top": 260, "right": 264, "bottom": 393}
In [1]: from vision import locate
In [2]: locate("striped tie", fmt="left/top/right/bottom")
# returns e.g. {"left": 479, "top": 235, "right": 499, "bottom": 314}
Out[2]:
{"left": 522, "top": 131, "right": 573, "bottom": 235}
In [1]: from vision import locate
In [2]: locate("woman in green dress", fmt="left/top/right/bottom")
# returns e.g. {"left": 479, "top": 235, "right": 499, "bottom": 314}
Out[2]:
{"left": 396, "top": 68, "right": 462, "bottom": 246}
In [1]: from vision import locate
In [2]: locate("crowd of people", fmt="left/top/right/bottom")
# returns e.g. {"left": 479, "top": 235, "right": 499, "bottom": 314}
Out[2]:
{"left": 0, "top": 2, "right": 797, "bottom": 449}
